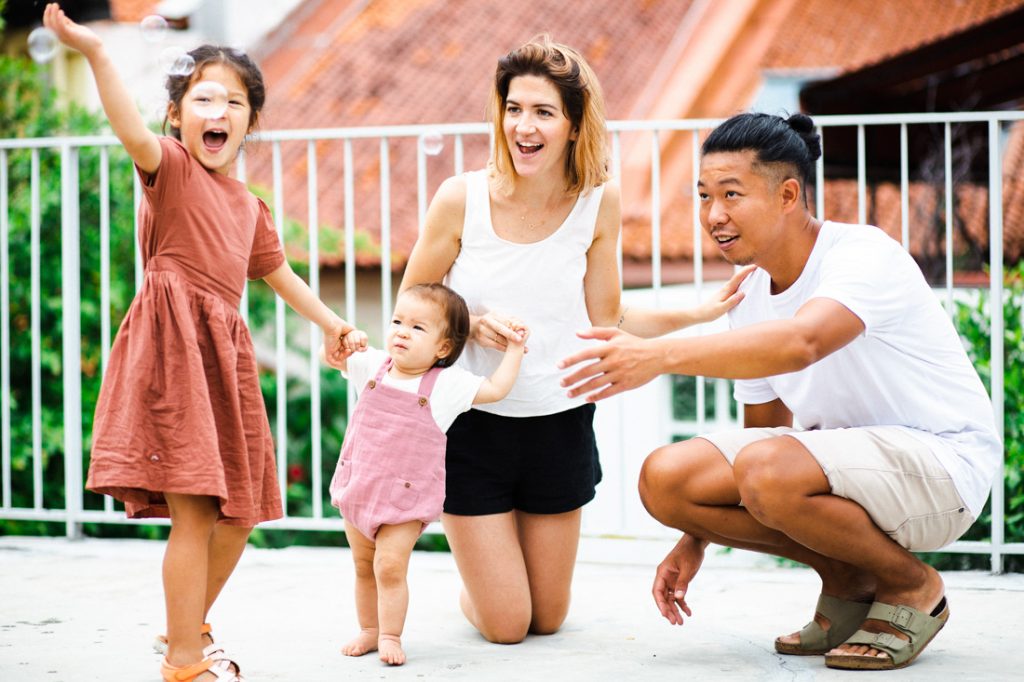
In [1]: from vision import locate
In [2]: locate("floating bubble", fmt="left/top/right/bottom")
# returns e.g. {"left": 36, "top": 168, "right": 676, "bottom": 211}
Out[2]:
{"left": 145, "top": 95, "right": 170, "bottom": 123}
{"left": 419, "top": 132, "right": 444, "bottom": 156}
{"left": 27, "top": 27, "right": 58, "bottom": 64}
{"left": 139, "top": 15, "right": 168, "bottom": 44}
{"left": 159, "top": 46, "right": 195, "bottom": 77}
{"left": 189, "top": 80, "right": 229, "bottom": 120}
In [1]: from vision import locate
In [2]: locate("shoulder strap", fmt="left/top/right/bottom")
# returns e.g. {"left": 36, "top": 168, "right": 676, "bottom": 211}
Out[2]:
{"left": 417, "top": 365, "right": 444, "bottom": 398}
{"left": 373, "top": 357, "right": 392, "bottom": 382}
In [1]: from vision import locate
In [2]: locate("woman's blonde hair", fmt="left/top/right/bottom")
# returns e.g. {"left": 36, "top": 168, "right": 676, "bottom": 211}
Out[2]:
{"left": 487, "top": 35, "right": 609, "bottom": 195}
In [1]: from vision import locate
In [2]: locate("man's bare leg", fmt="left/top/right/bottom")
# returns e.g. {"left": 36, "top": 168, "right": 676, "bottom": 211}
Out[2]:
{"left": 640, "top": 436, "right": 940, "bottom": 661}
{"left": 733, "top": 436, "right": 944, "bottom": 661}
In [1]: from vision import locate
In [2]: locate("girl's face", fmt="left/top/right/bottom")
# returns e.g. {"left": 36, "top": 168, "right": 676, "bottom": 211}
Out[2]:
{"left": 386, "top": 294, "right": 452, "bottom": 373}
{"left": 168, "top": 63, "right": 252, "bottom": 175}
{"left": 502, "top": 75, "right": 577, "bottom": 181}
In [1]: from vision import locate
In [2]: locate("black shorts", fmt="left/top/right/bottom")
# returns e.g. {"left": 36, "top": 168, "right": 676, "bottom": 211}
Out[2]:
{"left": 443, "top": 404, "right": 602, "bottom": 516}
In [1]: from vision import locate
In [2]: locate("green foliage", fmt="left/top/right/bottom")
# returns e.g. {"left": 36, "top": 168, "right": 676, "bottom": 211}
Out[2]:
{"left": 930, "top": 261, "right": 1024, "bottom": 571}
{"left": 0, "top": 54, "right": 137, "bottom": 519}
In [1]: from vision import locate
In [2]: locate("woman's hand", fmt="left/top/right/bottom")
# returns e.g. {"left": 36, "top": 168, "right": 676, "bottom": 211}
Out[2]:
{"left": 472, "top": 312, "right": 528, "bottom": 352}
{"left": 44, "top": 3, "right": 103, "bottom": 59}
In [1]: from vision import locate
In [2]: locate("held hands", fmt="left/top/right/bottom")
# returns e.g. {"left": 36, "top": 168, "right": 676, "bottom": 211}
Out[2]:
{"left": 505, "top": 322, "right": 530, "bottom": 353}
{"left": 472, "top": 311, "right": 529, "bottom": 353}
{"left": 322, "top": 321, "right": 367, "bottom": 370}
{"left": 652, "top": 536, "right": 706, "bottom": 626}
{"left": 43, "top": 3, "right": 103, "bottom": 59}
{"left": 692, "top": 265, "right": 757, "bottom": 323}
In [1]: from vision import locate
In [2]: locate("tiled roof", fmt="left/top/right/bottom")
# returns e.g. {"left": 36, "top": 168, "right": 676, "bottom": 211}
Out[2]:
{"left": 762, "top": 0, "right": 1024, "bottom": 72}
{"left": 247, "top": 0, "right": 696, "bottom": 267}
{"left": 108, "top": 0, "right": 163, "bottom": 23}
{"left": 246, "top": 0, "right": 1022, "bottom": 273}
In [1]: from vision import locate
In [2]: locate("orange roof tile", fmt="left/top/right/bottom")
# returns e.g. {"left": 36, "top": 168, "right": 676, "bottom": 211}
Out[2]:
{"left": 248, "top": 0, "right": 697, "bottom": 267}
{"left": 762, "top": 0, "right": 1024, "bottom": 73}
{"left": 246, "top": 0, "right": 1022, "bottom": 274}
{"left": 108, "top": 0, "right": 163, "bottom": 23}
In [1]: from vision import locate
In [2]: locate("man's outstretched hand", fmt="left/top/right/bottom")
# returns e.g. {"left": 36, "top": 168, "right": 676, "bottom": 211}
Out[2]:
{"left": 558, "top": 327, "right": 661, "bottom": 402}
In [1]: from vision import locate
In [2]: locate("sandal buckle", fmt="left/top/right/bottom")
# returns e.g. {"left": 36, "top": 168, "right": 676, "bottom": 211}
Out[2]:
{"left": 891, "top": 606, "right": 915, "bottom": 629}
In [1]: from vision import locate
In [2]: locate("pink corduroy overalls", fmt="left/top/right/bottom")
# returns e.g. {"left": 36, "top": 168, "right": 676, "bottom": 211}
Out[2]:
{"left": 329, "top": 358, "right": 447, "bottom": 540}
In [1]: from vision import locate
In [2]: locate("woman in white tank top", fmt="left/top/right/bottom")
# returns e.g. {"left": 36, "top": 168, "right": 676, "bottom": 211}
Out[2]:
{"left": 399, "top": 35, "right": 751, "bottom": 644}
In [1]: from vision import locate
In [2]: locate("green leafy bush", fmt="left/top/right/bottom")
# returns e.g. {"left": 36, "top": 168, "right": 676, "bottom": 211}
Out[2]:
{"left": 930, "top": 262, "right": 1024, "bottom": 571}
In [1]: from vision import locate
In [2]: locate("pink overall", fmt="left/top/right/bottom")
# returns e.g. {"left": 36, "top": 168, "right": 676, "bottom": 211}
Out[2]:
{"left": 329, "top": 358, "right": 447, "bottom": 540}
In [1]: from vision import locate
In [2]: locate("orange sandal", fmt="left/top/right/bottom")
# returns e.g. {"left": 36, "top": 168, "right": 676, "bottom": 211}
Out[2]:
{"left": 154, "top": 622, "right": 214, "bottom": 655}
{"left": 160, "top": 644, "right": 244, "bottom": 681}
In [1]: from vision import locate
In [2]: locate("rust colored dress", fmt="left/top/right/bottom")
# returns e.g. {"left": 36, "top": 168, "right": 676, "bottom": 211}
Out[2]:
{"left": 87, "top": 137, "right": 285, "bottom": 526}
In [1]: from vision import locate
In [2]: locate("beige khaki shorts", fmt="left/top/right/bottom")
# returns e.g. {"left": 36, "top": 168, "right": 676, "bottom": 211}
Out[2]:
{"left": 698, "top": 425, "right": 974, "bottom": 552}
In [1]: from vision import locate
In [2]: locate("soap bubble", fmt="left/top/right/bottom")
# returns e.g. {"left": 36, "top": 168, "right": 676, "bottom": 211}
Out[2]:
{"left": 189, "top": 80, "right": 229, "bottom": 119}
{"left": 27, "top": 27, "right": 58, "bottom": 64}
{"left": 419, "top": 132, "right": 444, "bottom": 156}
{"left": 159, "top": 46, "right": 195, "bottom": 77}
{"left": 139, "top": 15, "right": 168, "bottom": 44}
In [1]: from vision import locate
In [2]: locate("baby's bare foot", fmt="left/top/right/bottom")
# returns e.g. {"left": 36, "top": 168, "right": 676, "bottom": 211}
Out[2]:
{"left": 378, "top": 634, "right": 405, "bottom": 666}
{"left": 341, "top": 627, "right": 378, "bottom": 657}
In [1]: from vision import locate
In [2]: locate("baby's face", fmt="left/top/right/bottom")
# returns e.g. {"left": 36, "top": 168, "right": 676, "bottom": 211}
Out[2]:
{"left": 386, "top": 294, "right": 450, "bottom": 372}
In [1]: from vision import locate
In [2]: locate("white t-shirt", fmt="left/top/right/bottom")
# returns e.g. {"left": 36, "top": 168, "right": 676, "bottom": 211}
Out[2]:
{"left": 730, "top": 221, "right": 1001, "bottom": 518}
{"left": 445, "top": 169, "right": 603, "bottom": 417}
{"left": 342, "top": 348, "right": 485, "bottom": 432}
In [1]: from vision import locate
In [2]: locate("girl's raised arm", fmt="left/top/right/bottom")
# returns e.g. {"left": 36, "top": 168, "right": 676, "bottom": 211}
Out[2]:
{"left": 43, "top": 3, "right": 162, "bottom": 174}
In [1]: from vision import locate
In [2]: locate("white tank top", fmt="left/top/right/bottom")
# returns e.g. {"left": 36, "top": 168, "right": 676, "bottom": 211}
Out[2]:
{"left": 445, "top": 169, "right": 604, "bottom": 417}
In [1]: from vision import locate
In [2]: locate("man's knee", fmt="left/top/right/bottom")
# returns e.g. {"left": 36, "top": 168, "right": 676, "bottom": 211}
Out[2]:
{"left": 734, "top": 439, "right": 797, "bottom": 522}
{"left": 638, "top": 443, "right": 687, "bottom": 521}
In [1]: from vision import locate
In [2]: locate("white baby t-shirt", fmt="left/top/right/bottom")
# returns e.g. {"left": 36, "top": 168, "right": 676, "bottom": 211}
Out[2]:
{"left": 342, "top": 348, "right": 485, "bottom": 432}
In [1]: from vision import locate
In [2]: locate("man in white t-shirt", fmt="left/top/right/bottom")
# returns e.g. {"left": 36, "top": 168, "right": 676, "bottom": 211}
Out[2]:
{"left": 558, "top": 112, "right": 1001, "bottom": 671}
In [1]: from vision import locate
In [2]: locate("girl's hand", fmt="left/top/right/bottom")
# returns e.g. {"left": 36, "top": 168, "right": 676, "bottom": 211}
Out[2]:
{"left": 693, "top": 265, "right": 756, "bottom": 323}
{"left": 44, "top": 3, "right": 103, "bottom": 59}
{"left": 472, "top": 311, "right": 527, "bottom": 352}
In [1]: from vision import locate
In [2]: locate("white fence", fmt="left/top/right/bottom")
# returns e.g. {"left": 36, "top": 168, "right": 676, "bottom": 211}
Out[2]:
{"left": 0, "top": 112, "right": 1021, "bottom": 571}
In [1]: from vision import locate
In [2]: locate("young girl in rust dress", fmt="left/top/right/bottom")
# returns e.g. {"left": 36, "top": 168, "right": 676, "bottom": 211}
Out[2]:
{"left": 44, "top": 5, "right": 359, "bottom": 681}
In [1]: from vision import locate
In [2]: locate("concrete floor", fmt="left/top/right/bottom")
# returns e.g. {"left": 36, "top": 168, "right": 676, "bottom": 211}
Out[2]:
{"left": 1, "top": 535, "right": 1022, "bottom": 681}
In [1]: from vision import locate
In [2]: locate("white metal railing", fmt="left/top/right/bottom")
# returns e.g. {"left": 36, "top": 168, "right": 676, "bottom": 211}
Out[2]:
{"left": 0, "top": 111, "right": 1021, "bottom": 571}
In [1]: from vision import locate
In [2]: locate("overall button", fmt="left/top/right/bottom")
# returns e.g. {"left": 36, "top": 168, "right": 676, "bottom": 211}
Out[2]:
{"left": 418, "top": 397, "right": 427, "bottom": 406}
{"left": 404, "top": 481, "right": 411, "bottom": 488}
{"left": 368, "top": 380, "right": 376, "bottom": 389}
{"left": 149, "top": 454, "right": 160, "bottom": 462}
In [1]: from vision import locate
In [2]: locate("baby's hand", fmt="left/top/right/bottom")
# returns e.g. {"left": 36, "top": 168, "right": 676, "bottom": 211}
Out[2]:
{"left": 322, "top": 327, "right": 366, "bottom": 370}
{"left": 506, "top": 320, "right": 530, "bottom": 352}
{"left": 44, "top": 3, "right": 103, "bottom": 58}
{"left": 341, "top": 329, "right": 368, "bottom": 354}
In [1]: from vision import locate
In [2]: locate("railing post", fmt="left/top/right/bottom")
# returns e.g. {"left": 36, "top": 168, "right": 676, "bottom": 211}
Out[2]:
{"left": 987, "top": 120, "right": 1005, "bottom": 574}
{"left": 61, "top": 144, "right": 83, "bottom": 539}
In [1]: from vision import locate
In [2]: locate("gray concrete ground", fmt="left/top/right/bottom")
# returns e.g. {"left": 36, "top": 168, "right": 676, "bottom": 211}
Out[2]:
{"left": 1, "top": 535, "right": 1022, "bottom": 681}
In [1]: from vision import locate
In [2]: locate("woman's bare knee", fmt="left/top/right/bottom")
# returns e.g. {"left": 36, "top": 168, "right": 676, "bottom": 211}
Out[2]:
{"left": 529, "top": 607, "right": 568, "bottom": 636}
{"left": 478, "top": 613, "right": 530, "bottom": 644}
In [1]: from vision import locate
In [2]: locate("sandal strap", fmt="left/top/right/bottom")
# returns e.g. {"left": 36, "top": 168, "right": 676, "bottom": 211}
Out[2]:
{"left": 162, "top": 657, "right": 215, "bottom": 681}
{"left": 865, "top": 599, "right": 944, "bottom": 638}
{"left": 843, "top": 628, "right": 911, "bottom": 655}
{"left": 797, "top": 595, "right": 871, "bottom": 651}
{"left": 203, "top": 643, "right": 243, "bottom": 680}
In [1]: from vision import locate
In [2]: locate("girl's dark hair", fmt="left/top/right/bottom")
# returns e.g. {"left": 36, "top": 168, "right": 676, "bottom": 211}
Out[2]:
{"left": 701, "top": 112, "right": 822, "bottom": 198}
{"left": 402, "top": 283, "right": 470, "bottom": 368}
{"left": 162, "top": 45, "right": 266, "bottom": 140}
